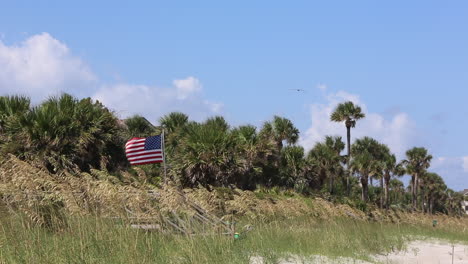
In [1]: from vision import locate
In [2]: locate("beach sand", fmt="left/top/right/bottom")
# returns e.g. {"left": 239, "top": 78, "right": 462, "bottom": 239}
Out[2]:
{"left": 250, "top": 240, "right": 468, "bottom": 264}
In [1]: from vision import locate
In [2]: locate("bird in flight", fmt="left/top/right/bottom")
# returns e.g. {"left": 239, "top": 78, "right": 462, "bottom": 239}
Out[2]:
{"left": 289, "top": 89, "right": 306, "bottom": 92}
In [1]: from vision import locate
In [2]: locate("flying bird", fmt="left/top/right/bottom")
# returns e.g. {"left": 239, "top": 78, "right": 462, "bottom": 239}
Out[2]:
{"left": 289, "top": 89, "right": 306, "bottom": 92}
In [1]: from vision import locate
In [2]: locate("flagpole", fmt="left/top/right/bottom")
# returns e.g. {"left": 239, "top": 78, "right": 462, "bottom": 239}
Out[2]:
{"left": 162, "top": 128, "right": 167, "bottom": 184}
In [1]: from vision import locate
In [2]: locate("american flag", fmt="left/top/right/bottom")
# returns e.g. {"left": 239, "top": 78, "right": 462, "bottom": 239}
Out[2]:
{"left": 125, "top": 135, "right": 164, "bottom": 165}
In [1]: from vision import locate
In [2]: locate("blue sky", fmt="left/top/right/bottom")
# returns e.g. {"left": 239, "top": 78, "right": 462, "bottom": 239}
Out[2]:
{"left": 1, "top": 1, "right": 467, "bottom": 189}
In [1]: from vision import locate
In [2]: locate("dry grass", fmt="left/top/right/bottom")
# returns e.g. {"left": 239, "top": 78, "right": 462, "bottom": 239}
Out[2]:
{"left": 0, "top": 154, "right": 467, "bottom": 234}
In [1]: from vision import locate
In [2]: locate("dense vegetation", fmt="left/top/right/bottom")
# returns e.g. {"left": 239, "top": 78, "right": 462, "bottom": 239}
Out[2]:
{"left": 0, "top": 94, "right": 465, "bottom": 216}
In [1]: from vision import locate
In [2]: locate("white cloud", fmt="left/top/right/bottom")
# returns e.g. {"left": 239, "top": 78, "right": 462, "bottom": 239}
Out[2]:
{"left": 462, "top": 156, "right": 468, "bottom": 173}
{"left": 0, "top": 33, "right": 96, "bottom": 100}
{"left": 0, "top": 33, "right": 222, "bottom": 121}
{"left": 93, "top": 77, "right": 223, "bottom": 123}
{"left": 173, "top": 76, "right": 202, "bottom": 100}
{"left": 299, "top": 90, "right": 420, "bottom": 159}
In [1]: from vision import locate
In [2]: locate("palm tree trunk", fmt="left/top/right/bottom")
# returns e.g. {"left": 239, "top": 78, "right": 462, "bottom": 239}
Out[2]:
{"left": 346, "top": 125, "right": 351, "bottom": 196}
{"left": 422, "top": 194, "right": 426, "bottom": 213}
{"left": 412, "top": 173, "right": 418, "bottom": 210}
{"left": 429, "top": 197, "right": 434, "bottom": 214}
{"left": 380, "top": 176, "right": 384, "bottom": 209}
{"left": 384, "top": 173, "right": 390, "bottom": 209}
{"left": 329, "top": 173, "right": 334, "bottom": 195}
{"left": 361, "top": 175, "right": 368, "bottom": 202}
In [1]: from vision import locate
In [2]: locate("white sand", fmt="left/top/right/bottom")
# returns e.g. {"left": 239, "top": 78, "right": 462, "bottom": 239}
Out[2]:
{"left": 376, "top": 240, "right": 468, "bottom": 264}
{"left": 250, "top": 240, "right": 468, "bottom": 264}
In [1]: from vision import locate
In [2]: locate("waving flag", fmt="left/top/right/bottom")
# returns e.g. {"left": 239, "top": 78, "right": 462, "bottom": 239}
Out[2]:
{"left": 125, "top": 135, "right": 164, "bottom": 165}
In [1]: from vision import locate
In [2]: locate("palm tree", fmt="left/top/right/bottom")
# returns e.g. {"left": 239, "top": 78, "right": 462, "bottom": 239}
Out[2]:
{"left": 259, "top": 115, "right": 299, "bottom": 150}
{"left": 6, "top": 94, "right": 123, "bottom": 172}
{"left": 281, "top": 145, "right": 305, "bottom": 188}
{"left": 381, "top": 147, "right": 405, "bottom": 209}
{"left": 159, "top": 112, "right": 189, "bottom": 155}
{"left": 307, "top": 136, "right": 345, "bottom": 194}
{"left": 351, "top": 137, "right": 382, "bottom": 201}
{"left": 0, "top": 95, "right": 31, "bottom": 154}
{"left": 174, "top": 117, "right": 237, "bottom": 187}
{"left": 389, "top": 178, "right": 405, "bottom": 205}
{"left": 420, "top": 172, "right": 446, "bottom": 214}
{"left": 257, "top": 116, "right": 299, "bottom": 186}
{"left": 125, "top": 115, "right": 156, "bottom": 138}
{"left": 231, "top": 125, "right": 274, "bottom": 189}
{"left": 444, "top": 189, "right": 464, "bottom": 216}
{"left": 404, "top": 147, "right": 432, "bottom": 210}
{"left": 0, "top": 95, "right": 31, "bottom": 132}
{"left": 159, "top": 112, "right": 189, "bottom": 134}
{"left": 330, "top": 101, "right": 365, "bottom": 195}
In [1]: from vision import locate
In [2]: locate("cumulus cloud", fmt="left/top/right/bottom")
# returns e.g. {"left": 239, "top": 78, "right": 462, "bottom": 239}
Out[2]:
{"left": 0, "top": 33, "right": 222, "bottom": 121}
{"left": 93, "top": 77, "right": 223, "bottom": 123}
{"left": 0, "top": 33, "right": 96, "bottom": 100}
{"left": 299, "top": 90, "right": 421, "bottom": 159}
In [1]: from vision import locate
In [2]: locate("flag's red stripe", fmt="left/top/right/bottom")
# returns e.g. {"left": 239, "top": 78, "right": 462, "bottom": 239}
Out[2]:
{"left": 125, "top": 147, "right": 148, "bottom": 154}
{"left": 130, "top": 160, "right": 164, "bottom": 165}
{"left": 125, "top": 143, "right": 145, "bottom": 150}
{"left": 125, "top": 138, "right": 145, "bottom": 146}
{"left": 128, "top": 155, "right": 163, "bottom": 163}
{"left": 126, "top": 150, "right": 162, "bottom": 157}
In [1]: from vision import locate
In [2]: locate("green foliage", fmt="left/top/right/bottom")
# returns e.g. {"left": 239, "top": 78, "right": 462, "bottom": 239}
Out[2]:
{"left": 330, "top": 101, "right": 365, "bottom": 128}
{"left": 0, "top": 94, "right": 461, "bottom": 217}
{"left": 124, "top": 115, "right": 157, "bottom": 138}
{"left": 0, "top": 94, "right": 125, "bottom": 172}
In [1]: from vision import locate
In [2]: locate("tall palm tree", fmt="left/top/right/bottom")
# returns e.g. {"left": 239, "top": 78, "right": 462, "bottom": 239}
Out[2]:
{"left": 330, "top": 101, "right": 365, "bottom": 195}
{"left": 404, "top": 147, "right": 432, "bottom": 210}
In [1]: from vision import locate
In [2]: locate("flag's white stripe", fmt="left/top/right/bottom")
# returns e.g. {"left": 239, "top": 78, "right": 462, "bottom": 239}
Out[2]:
{"left": 125, "top": 147, "right": 145, "bottom": 153}
{"left": 126, "top": 149, "right": 162, "bottom": 157}
{"left": 126, "top": 138, "right": 145, "bottom": 146}
{"left": 125, "top": 142, "right": 145, "bottom": 149}
{"left": 127, "top": 154, "right": 163, "bottom": 161}
{"left": 130, "top": 158, "right": 163, "bottom": 164}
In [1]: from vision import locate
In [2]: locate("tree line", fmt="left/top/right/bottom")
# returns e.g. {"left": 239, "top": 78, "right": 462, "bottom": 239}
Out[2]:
{"left": 0, "top": 94, "right": 465, "bottom": 215}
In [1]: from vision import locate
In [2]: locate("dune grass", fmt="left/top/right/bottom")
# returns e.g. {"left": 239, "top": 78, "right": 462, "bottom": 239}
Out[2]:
{"left": 0, "top": 214, "right": 467, "bottom": 264}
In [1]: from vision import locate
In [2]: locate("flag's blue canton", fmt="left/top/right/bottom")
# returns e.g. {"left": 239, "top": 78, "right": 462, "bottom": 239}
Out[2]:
{"left": 144, "top": 135, "right": 162, "bottom": 150}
